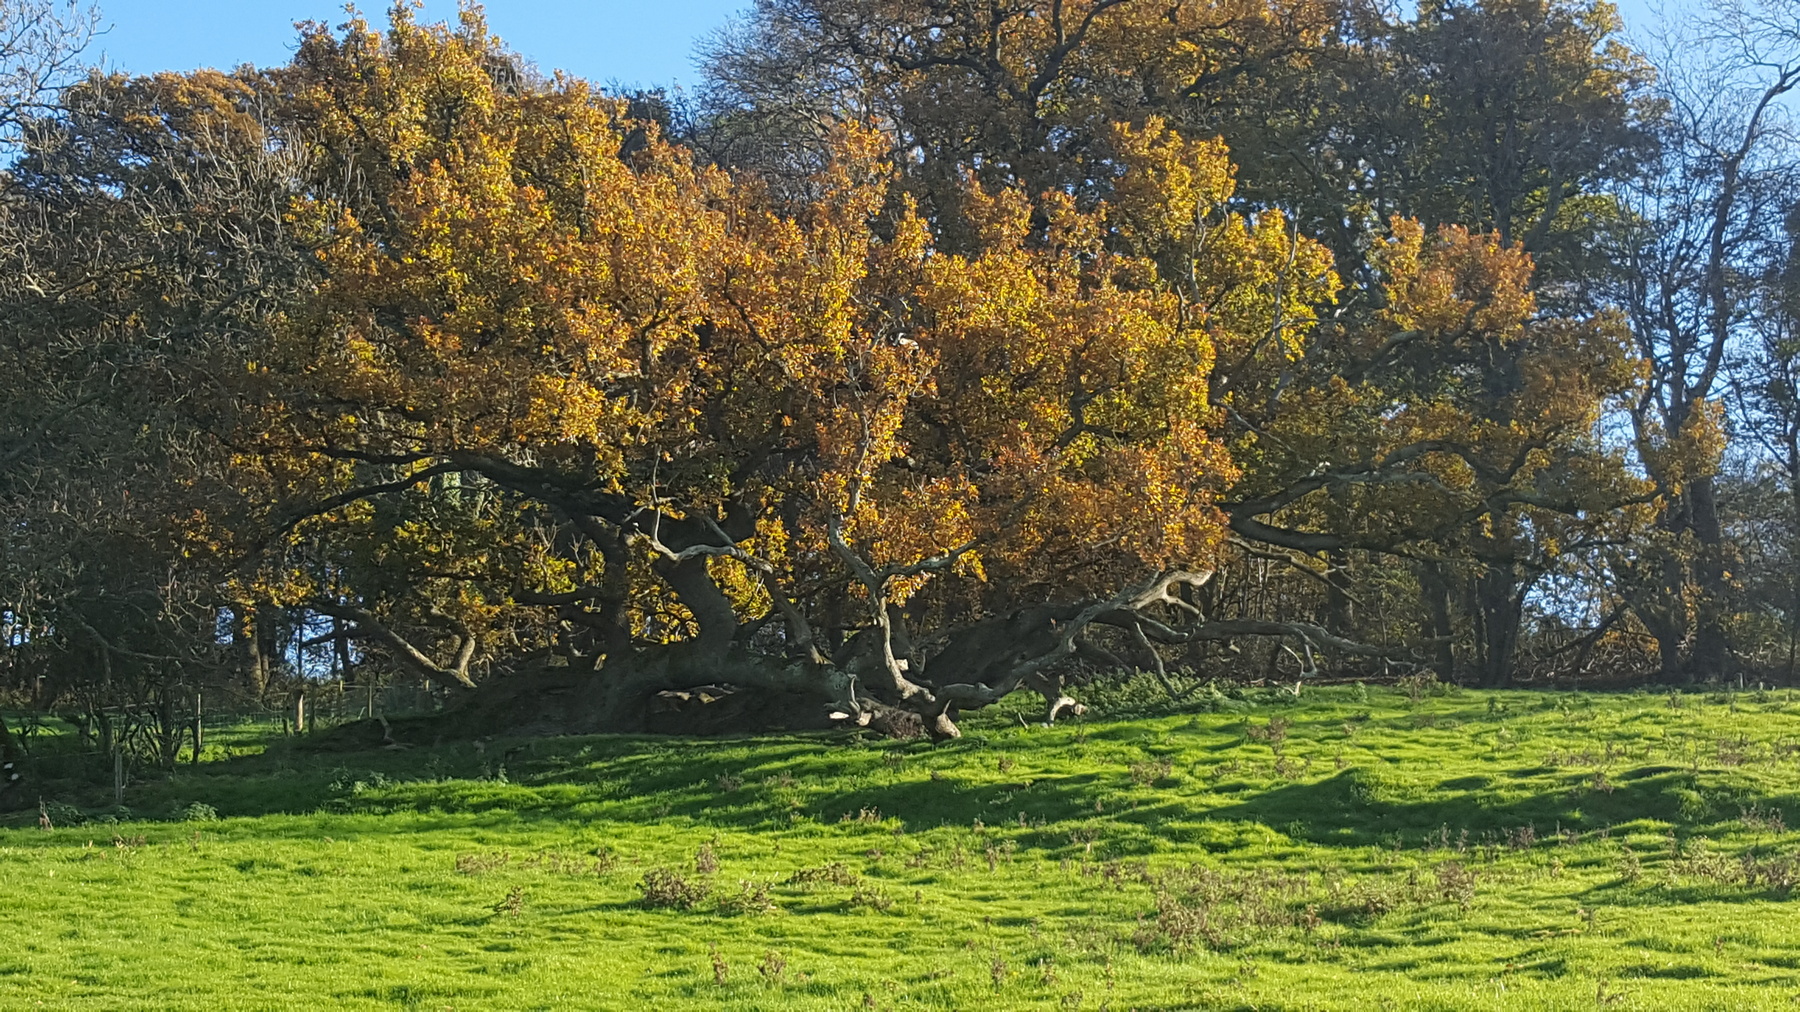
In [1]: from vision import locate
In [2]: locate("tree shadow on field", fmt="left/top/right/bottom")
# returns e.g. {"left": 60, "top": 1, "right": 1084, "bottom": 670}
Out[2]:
{"left": 1202, "top": 766, "right": 1737, "bottom": 847}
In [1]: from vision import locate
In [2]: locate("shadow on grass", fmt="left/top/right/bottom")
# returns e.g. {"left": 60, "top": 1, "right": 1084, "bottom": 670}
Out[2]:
{"left": 18, "top": 710, "right": 1800, "bottom": 868}
{"left": 1201, "top": 767, "right": 1705, "bottom": 846}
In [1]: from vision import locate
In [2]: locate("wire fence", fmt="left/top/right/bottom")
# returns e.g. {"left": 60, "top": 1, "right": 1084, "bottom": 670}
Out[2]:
{"left": 2, "top": 682, "right": 449, "bottom": 792}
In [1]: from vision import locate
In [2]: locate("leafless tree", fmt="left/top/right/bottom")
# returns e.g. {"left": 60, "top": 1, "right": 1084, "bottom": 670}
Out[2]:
{"left": 0, "top": 0, "right": 98, "bottom": 140}
{"left": 1611, "top": 0, "right": 1800, "bottom": 679}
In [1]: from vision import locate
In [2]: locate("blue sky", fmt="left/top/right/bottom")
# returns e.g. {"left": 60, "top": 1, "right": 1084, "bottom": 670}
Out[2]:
{"left": 92, "top": 0, "right": 1673, "bottom": 89}
{"left": 91, "top": 1, "right": 748, "bottom": 88}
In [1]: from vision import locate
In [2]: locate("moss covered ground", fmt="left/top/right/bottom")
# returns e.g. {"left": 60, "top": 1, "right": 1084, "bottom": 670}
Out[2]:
{"left": 7, "top": 682, "right": 1800, "bottom": 1009}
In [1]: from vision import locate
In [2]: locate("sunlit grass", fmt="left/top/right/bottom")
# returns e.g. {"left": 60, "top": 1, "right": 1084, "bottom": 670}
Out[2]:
{"left": 7, "top": 683, "right": 1800, "bottom": 1008}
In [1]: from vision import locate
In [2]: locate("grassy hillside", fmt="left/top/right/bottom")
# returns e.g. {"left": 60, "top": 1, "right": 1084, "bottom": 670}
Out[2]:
{"left": 7, "top": 683, "right": 1800, "bottom": 1009}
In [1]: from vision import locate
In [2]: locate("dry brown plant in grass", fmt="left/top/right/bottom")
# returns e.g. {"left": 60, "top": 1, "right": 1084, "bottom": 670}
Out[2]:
{"left": 1129, "top": 758, "right": 1173, "bottom": 785}
{"left": 1740, "top": 853, "right": 1800, "bottom": 894}
{"left": 525, "top": 850, "right": 590, "bottom": 875}
{"left": 1435, "top": 861, "right": 1476, "bottom": 909}
{"left": 1133, "top": 889, "right": 1225, "bottom": 952}
{"left": 456, "top": 851, "right": 510, "bottom": 875}
{"left": 493, "top": 885, "right": 526, "bottom": 917}
{"left": 1246, "top": 717, "right": 1290, "bottom": 748}
{"left": 694, "top": 843, "right": 719, "bottom": 875}
{"left": 640, "top": 867, "right": 710, "bottom": 910}
{"left": 1505, "top": 825, "right": 1537, "bottom": 850}
{"left": 848, "top": 885, "right": 894, "bottom": 912}
{"left": 1620, "top": 839, "right": 1648, "bottom": 878}
{"left": 1740, "top": 803, "right": 1786, "bottom": 834}
{"left": 718, "top": 879, "right": 776, "bottom": 915}
{"left": 788, "top": 862, "right": 860, "bottom": 887}
{"left": 1397, "top": 672, "right": 1439, "bottom": 703}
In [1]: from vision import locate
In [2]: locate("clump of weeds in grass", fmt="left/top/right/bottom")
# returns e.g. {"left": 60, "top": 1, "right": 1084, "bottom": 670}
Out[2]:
{"left": 1612, "top": 839, "right": 1641, "bottom": 878}
{"left": 493, "top": 885, "right": 526, "bottom": 918}
{"left": 1714, "top": 735, "right": 1751, "bottom": 766}
{"left": 1740, "top": 802, "right": 1786, "bottom": 834}
{"left": 1672, "top": 838, "right": 1738, "bottom": 883}
{"left": 1739, "top": 852, "right": 1800, "bottom": 894}
{"left": 640, "top": 867, "right": 710, "bottom": 910}
{"left": 1133, "top": 890, "right": 1224, "bottom": 953}
{"left": 758, "top": 949, "right": 787, "bottom": 986}
{"left": 983, "top": 839, "right": 1016, "bottom": 872}
{"left": 848, "top": 885, "right": 895, "bottom": 912}
{"left": 591, "top": 846, "right": 620, "bottom": 873}
{"left": 1245, "top": 718, "right": 1290, "bottom": 748}
{"left": 524, "top": 850, "right": 590, "bottom": 875}
{"left": 1398, "top": 672, "right": 1439, "bottom": 704}
{"left": 1129, "top": 758, "right": 1173, "bottom": 786}
{"left": 718, "top": 879, "right": 776, "bottom": 915}
{"left": 1435, "top": 861, "right": 1476, "bottom": 909}
{"left": 456, "top": 851, "right": 510, "bottom": 875}
{"left": 694, "top": 843, "right": 719, "bottom": 875}
{"left": 788, "top": 862, "right": 860, "bottom": 887}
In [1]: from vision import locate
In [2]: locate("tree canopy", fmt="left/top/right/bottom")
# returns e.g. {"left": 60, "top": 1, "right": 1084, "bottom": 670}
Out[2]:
{"left": 2, "top": 0, "right": 1797, "bottom": 764}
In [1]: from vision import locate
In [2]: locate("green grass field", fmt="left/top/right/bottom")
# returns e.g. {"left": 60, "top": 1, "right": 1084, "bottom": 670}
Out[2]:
{"left": 8, "top": 682, "right": 1800, "bottom": 1009}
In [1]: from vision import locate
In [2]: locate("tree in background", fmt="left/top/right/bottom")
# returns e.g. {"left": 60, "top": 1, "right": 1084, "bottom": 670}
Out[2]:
{"left": 212, "top": 10, "right": 1377, "bottom": 737}
{"left": 1609, "top": 0, "right": 1799, "bottom": 680}
{"left": 700, "top": 0, "right": 1658, "bottom": 682}
{"left": 0, "top": 0, "right": 97, "bottom": 804}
